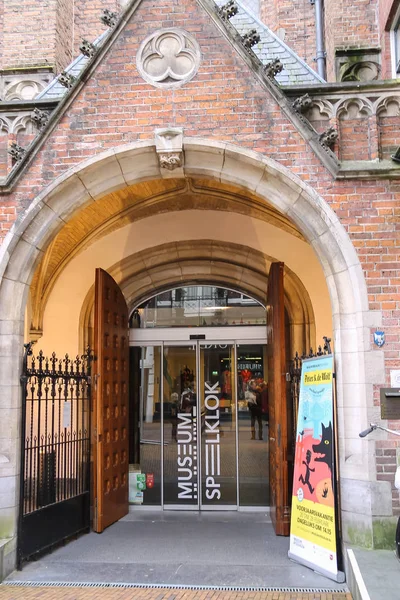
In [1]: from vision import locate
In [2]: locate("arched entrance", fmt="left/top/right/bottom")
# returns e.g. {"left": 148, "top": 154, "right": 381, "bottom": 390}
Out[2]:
{"left": 128, "top": 284, "right": 283, "bottom": 512}
{"left": 0, "top": 139, "right": 380, "bottom": 574}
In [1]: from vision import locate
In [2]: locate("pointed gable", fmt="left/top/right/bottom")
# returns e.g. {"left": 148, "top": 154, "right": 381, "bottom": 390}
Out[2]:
{"left": 39, "top": 0, "right": 322, "bottom": 104}
{"left": 7, "top": 0, "right": 333, "bottom": 196}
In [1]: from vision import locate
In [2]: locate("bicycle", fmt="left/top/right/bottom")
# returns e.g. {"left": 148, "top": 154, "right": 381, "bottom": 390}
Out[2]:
{"left": 359, "top": 423, "right": 400, "bottom": 559}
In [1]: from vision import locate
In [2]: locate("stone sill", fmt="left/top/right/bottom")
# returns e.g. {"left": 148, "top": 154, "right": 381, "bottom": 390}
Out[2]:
{"left": 282, "top": 79, "right": 400, "bottom": 96}
{"left": 337, "top": 160, "right": 400, "bottom": 179}
{"left": 0, "top": 99, "right": 58, "bottom": 111}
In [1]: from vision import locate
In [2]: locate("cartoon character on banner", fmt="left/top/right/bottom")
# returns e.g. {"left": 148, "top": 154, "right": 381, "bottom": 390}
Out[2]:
{"left": 297, "top": 421, "right": 333, "bottom": 506}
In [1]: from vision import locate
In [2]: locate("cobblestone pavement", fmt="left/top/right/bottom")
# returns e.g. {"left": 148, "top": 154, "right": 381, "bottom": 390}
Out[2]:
{"left": 0, "top": 586, "right": 352, "bottom": 600}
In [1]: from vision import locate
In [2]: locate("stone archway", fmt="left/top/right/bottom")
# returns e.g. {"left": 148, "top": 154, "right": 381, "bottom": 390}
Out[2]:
{"left": 78, "top": 239, "right": 316, "bottom": 356}
{"left": 0, "top": 138, "right": 384, "bottom": 569}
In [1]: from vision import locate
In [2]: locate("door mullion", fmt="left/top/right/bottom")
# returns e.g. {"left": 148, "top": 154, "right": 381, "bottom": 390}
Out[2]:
{"left": 234, "top": 343, "right": 239, "bottom": 509}
{"left": 161, "top": 342, "right": 164, "bottom": 508}
{"left": 196, "top": 341, "right": 201, "bottom": 510}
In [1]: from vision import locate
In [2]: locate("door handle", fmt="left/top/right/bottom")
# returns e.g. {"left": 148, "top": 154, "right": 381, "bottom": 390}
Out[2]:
{"left": 93, "top": 373, "right": 100, "bottom": 391}
{"left": 270, "top": 437, "right": 275, "bottom": 441}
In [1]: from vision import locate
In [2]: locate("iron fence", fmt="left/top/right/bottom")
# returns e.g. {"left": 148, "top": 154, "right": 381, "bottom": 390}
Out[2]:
{"left": 18, "top": 342, "right": 92, "bottom": 566}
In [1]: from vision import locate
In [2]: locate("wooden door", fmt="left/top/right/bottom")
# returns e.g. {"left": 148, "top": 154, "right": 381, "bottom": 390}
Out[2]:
{"left": 93, "top": 268, "right": 129, "bottom": 533}
{"left": 267, "top": 262, "right": 290, "bottom": 536}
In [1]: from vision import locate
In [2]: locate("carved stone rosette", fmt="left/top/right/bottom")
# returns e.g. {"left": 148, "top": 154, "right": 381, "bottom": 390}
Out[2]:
{"left": 137, "top": 28, "right": 201, "bottom": 89}
{"left": 241, "top": 29, "right": 260, "bottom": 50}
{"left": 319, "top": 127, "right": 338, "bottom": 148}
{"left": 264, "top": 58, "right": 284, "bottom": 78}
{"left": 293, "top": 94, "right": 312, "bottom": 114}
{"left": 8, "top": 142, "right": 26, "bottom": 161}
{"left": 58, "top": 72, "right": 76, "bottom": 89}
{"left": 218, "top": 0, "right": 239, "bottom": 20}
{"left": 101, "top": 9, "right": 118, "bottom": 28}
{"left": 32, "top": 108, "right": 50, "bottom": 129}
{"left": 80, "top": 39, "right": 96, "bottom": 58}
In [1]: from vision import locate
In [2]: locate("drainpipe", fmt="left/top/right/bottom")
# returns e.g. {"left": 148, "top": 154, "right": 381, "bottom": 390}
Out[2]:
{"left": 311, "top": 0, "right": 326, "bottom": 80}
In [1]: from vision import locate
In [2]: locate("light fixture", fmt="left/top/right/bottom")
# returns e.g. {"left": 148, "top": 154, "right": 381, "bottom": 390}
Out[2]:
{"left": 203, "top": 306, "right": 229, "bottom": 310}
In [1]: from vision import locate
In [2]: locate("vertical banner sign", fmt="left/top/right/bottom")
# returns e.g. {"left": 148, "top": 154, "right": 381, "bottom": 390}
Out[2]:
{"left": 288, "top": 355, "right": 344, "bottom": 583}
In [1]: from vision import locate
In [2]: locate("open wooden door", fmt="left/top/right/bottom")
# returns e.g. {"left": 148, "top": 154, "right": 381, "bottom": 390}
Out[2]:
{"left": 93, "top": 268, "right": 129, "bottom": 533}
{"left": 267, "top": 262, "right": 290, "bottom": 536}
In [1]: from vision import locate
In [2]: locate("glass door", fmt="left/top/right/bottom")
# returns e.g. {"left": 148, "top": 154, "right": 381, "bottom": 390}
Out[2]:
{"left": 199, "top": 344, "right": 237, "bottom": 508}
{"left": 163, "top": 344, "right": 199, "bottom": 508}
{"left": 131, "top": 339, "right": 269, "bottom": 510}
{"left": 236, "top": 343, "right": 269, "bottom": 506}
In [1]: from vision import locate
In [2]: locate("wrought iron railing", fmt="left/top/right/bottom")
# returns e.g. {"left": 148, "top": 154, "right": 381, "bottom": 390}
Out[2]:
{"left": 18, "top": 342, "right": 92, "bottom": 565}
{"left": 21, "top": 343, "right": 92, "bottom": 513}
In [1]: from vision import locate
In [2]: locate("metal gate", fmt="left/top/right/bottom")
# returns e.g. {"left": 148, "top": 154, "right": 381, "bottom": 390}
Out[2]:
{"left": 18, "top": 342, "right": 92, "bottom": 567}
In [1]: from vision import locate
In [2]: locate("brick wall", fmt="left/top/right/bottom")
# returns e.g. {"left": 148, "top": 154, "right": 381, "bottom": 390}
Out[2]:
{"left": 1, "top": 0, "right": 58, "bottom": 69}
{"left": 0, "top": 0, "right": 399, "bottom": 510}
{"left": 0, "top": 0, "right": 125, "bottom": 72}
{"left": 55, "top": 0, "right": 74, "bottom": 72}
{"left": 376, "top": 443, "right": 400, "bottom": 516}
{"left": 0, "top": 0, "right": 393, "bottom": 83}
{"left": 72, "top": 0, "right": 120, "bottom": 57}
{"left": 379, "top": 115, "right": 400, "bottom": 159}
{"left": 0, "top": 2, "right": 4, "bottom": 71}
{"left": 260, "top": 0, "right": 316, "bottom": 67}
{"left": 325, "top": 0, "right": 380, "bottom": 81}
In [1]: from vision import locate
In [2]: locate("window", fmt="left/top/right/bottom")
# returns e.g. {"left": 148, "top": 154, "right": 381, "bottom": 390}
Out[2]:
{"left": 390, "top": 5, "right": 400, "bottom": 77}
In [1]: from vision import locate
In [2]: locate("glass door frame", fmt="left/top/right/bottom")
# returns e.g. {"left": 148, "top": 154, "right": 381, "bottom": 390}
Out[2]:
{"left": 162, "top": 341, "right": 199, "bottom": 511}
{"left": 131, "top": 337, "right": 268, "bottom": 511}
{"left": 197, "top": 341, "right": 238, "bottom": 511}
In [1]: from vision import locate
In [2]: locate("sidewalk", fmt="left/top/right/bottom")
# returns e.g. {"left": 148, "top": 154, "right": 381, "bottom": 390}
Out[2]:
{"left": 347, "top": 547, "right": 400, "bottom": 600}
{"left": 4, "top": 511, "right": 349, "bottom": 591}
{"left": 0, "top": 585, "right": 352, "bottom": 600}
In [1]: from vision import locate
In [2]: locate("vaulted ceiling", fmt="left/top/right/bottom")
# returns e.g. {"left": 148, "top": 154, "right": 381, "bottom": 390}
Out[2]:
{"left": 29, "top": 176, "right": 304, "bottom": 337}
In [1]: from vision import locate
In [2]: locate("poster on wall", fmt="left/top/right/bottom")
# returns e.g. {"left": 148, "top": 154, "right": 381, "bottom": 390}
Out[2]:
{"left": 288, "top": 354, "right": 345, "bottom": 583}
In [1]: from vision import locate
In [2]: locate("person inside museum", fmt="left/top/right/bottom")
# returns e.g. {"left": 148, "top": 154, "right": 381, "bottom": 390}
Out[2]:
{"left": 245, "top": 380, "right": 263, "bottom": 440}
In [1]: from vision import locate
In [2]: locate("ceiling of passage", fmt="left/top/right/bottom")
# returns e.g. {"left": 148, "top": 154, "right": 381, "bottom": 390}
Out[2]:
{"left": 29, "top": 176, "right": 305, "bottom": 335}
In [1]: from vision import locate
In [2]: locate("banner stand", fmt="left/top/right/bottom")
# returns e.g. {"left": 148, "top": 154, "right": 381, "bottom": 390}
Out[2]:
{"left": 288, "top": 552, "right": 345, "bottom": 583}
{"left": 288, "top": 354, "right": 345, "bottom": 584}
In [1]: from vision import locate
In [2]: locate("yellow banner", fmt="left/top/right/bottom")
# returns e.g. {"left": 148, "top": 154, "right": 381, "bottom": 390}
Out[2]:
{"left": 291, "top": 496, "right": 336, "bottom": 552}
{"left": 303, "top": 369, "right": 332, "bottom": 386}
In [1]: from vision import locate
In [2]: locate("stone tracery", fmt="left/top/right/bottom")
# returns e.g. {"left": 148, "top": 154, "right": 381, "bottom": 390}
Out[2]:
{"left": 136, "top": 29, "right": 201, "bottom": 89}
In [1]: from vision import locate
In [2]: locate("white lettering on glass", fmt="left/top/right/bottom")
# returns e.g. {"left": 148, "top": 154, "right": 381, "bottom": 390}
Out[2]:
{"left": 204, "top": 381, "right": 221, "bottom": 500}
{"left": 177, "top": 407, "right": 197, "bottom": 499}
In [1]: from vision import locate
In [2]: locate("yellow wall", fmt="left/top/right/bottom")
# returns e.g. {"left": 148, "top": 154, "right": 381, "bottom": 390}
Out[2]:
{"left": 36, "top": 210, "right": 332, "bottom": 357}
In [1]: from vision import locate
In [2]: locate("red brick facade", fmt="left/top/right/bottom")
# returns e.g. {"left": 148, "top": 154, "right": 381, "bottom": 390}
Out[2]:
{"left": 0, "top": 0, "right": 399, "bottom": 535}
{"left": 260, "top": 0, "right": 316, "bottom": 67}
{"left": 1, "top": 0, "right": 60, "bottom": 70}
{"left": 1, "top": 0, "right": 399, "bottom": 379}
{"left": 1, "top": 0, "right": 399, "bottom": 79}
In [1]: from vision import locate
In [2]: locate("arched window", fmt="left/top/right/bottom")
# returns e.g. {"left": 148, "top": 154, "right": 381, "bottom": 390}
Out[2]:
{"left": 131, "top": 285, "right": 266, "bottom": 328}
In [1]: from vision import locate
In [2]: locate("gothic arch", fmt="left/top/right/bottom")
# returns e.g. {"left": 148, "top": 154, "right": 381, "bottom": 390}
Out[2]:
{"left": 0, "top": 138, "right": 382, "bottom": 553}
{"left": 77, "top": 240, "right": 316, "bottom": 356}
